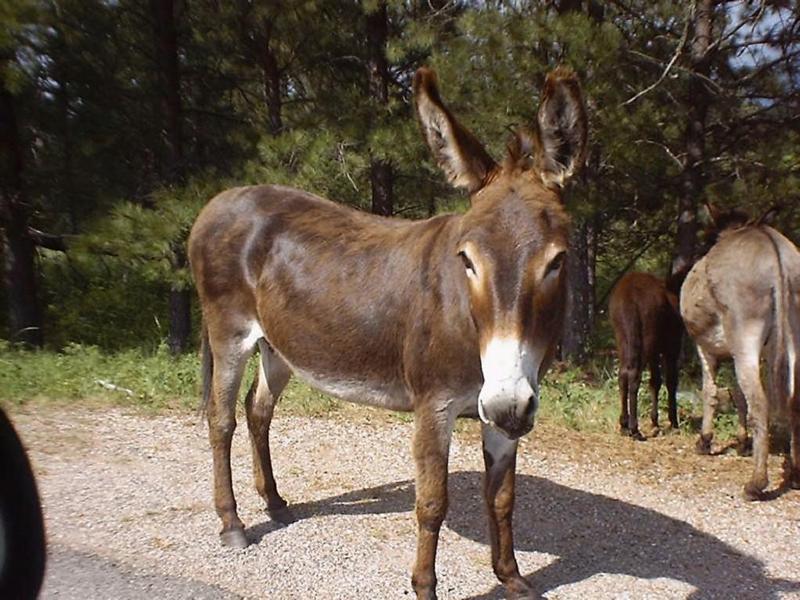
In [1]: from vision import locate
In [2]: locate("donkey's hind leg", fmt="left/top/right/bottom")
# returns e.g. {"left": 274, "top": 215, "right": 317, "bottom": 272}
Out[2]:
{"left": 787, "top": 370, "right": 800, "bottom": 489}
{"left": 664, "top": 351, "right": 680, "bottom": 430}
{"left": 245, "top": 339, "right": 293, "bottom": 521}
{"left": 625, "top": 364, "right": 644, "bottom": 441}
{"left": 731, "top": 386, "right": 751, "bottom": 456}
{"left": 207, "top": 334, "right": 254, "bottom": 548}
{"left": 786, "top": 393, "right": 800, "bottom": 490}
{"left": 648, "top": 357, "right": 663, "bottom": 431}
{"left": 696, "top": 347, "right": 719, "bottom": 455}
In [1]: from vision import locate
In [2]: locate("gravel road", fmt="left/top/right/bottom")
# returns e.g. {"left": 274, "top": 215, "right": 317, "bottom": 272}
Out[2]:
{"left": 8, "top": 406, "right": 800, "bottom": 599}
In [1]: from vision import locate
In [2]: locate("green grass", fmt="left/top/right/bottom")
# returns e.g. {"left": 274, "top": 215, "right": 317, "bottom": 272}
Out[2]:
{"left": 0, "top": 342, "right": 341, "bottom": 416}
{"left": 0, "top": 343, "right": 745, "bottom": 442}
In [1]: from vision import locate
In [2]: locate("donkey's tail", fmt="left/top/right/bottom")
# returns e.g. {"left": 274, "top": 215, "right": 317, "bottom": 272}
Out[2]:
{"left": 198, "top": 321, "right": 213, "bottom": 416}
{"left": 764, "top": 228, "right": 800, "bottom": 411}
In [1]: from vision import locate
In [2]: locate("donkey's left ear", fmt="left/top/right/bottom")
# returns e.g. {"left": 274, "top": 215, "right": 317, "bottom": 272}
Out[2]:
{"left": 535, "top": 67, "right": 588, "bottom": 189}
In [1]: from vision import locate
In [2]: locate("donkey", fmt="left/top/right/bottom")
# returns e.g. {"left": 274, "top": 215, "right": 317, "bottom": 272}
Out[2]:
{"left": 188, "top": 67, "right": 588, "bottom": 598}
{"left": 609, "top": 270, "right": 684, "bottom": 440}
{"left": 680, "top": 206, "right": 800, "bottom": 500}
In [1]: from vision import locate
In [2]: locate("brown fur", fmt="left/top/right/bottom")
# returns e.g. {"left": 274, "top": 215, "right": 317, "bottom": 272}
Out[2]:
{"left": 609, "top": 272, "right": 684, "bottom": 439}
{"left": 189, "top": 66, "right": 587, "bottom": 598}
{"left": 681, "top": 214, "right": 800, "bottom": 500}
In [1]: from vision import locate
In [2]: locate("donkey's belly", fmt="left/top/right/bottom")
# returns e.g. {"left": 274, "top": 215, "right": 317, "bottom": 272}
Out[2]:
{"left": 289, "top": 364, "right": 413, "bottom": 411}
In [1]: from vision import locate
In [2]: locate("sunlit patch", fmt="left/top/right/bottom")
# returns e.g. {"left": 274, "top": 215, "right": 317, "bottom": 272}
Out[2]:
{"left": 544, "top": 574, "right": 697, "bottom": 599}
{"left": 240, "top": 321, "right": 265, "bottom": 353}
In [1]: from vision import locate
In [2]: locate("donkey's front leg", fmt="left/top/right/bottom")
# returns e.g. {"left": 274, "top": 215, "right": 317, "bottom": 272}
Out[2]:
{"left": 482, "top": 423, "right": 534, "bottom": 598}
{"left": 410, "top": 404, "right": 454, "bottom": 600}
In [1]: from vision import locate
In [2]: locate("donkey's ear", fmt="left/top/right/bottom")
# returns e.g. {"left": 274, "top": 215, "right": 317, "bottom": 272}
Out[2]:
{"left": 757, "top": 204, "right": 780, "bottom": 225}
{"left": 703, "top": 202, "right": 722, "bottom": 226}
{"left": 535, "top": 67, "right": 588, "bottom": 189}
{"left": 414, "top": 68, "right": 497, "bottom": 193}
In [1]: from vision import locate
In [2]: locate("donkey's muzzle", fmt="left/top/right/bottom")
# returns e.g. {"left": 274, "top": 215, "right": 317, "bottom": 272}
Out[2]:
{"left": 493, "top": 405, "right": 535, "bottom": 439}
{"left": 478, "top": 378, "right": 538, "bottom": 439}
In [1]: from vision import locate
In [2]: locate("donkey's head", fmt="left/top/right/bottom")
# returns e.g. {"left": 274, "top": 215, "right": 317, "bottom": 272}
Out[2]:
{"left": 414, "top": 67, "right": 587, "bottom": 439}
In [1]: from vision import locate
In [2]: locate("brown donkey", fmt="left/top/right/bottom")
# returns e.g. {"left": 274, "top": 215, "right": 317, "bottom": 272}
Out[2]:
{"left": 609, "top": 271, "right": 684, "bottom": 440}
{"left": 188, "top": 67, "right": 588, "bottom": 598}
{"left": 680, "top": 207, "right": 800, "bottom": 500}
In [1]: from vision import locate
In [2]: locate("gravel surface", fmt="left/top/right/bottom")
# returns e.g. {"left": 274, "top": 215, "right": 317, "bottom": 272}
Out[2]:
{"left": 8, "top": 406, "right": 800, "bottom": 599}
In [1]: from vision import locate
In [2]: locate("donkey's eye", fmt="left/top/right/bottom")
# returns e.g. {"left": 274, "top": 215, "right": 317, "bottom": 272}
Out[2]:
{"left": 458, "top": 251, "right": 477, "bottom": 278}
{"left": 544, "top": 251, "right": 566, "bottom": 278}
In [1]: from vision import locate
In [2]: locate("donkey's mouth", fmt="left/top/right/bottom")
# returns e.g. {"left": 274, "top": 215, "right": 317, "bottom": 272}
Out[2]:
{"left": 478, "top": 402, "right": 535, "bottom": 440}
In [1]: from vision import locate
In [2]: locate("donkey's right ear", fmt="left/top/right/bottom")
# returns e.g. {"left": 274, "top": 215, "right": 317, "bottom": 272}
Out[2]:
{"left": 413, "top": 68, "right": 497, "bottom": 193}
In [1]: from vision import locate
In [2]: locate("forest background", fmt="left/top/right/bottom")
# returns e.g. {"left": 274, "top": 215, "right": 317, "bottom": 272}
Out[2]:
{"left": 1, "top": 0, "right": 799, "bottom": 428}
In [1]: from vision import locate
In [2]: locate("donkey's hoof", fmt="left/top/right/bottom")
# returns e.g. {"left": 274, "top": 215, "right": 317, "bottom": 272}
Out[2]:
{"left": 505, "top": 575, "right": 536, "bottom": 599}
{"left": 695, "top": 436, "right": 712, "bottom": 455}
{"left": 743, "top": 482, "right": 767, "bottom": 502}
{"left": 268, "top": 506, "right": 296, "bottom": 525}
{"left": 736, "top": 438, "right": 753, "bottom": 457}
{"left": 629, "top": 430, "right": 646, "bottom": 442}
{"left": 220, "top": 527, "right": 248, "bottom": 549}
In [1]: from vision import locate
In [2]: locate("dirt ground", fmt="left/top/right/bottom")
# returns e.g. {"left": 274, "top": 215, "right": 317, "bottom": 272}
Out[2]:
{"left": 9, "top": 404, "right": 800, "bottom": 599}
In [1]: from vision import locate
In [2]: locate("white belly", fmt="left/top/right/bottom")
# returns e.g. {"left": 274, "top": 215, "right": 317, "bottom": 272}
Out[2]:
{"left": 292, "top": 367, "right": 413, "bottom": 412}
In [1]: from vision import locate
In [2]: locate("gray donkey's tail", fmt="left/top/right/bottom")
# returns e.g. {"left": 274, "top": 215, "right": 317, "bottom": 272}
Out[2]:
{"left": 764, "top": 228, "right": 800, "bottom": 412}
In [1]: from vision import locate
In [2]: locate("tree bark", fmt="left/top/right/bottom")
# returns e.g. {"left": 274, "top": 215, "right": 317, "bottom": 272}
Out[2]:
{"left": 151, "top": 0, "right": 190, "bottom": 354}
{"left": 261, "top": 18, "right": 283, "bottom": 137}
{"left": 152, "top": 0, "right": 183, "bottom": 180}
{"left": 366, "top": 2, "right": 394, "bottom": 217}
{"left": 561, "top": 218, "right": 596, "bottom": 364}
{"left": 674, "top": 0, "right": 715, "bottom": 275}
{"left": 0, "top": 62, "right": 43, "bottom": 347}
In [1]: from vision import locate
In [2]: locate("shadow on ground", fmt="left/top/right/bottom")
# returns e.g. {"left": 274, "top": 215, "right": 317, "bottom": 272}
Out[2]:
{"left": 248, "top": 471, "right": 800, "bottom": 599}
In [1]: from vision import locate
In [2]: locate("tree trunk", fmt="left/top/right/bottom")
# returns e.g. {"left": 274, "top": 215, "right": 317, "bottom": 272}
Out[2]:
{"left": 561, "top": 218, "right": 596, "bottom": 364}
{"left": 674, "top": 0, "right": 714, "bottom": 275}
{"left": 152, "top": 0, "right": 183, "bottom": 179}
{"left": 53, "top": 42, "right": 78, "bottom": 234}
{"left": 0, "top": 63, "right": 43, "bottom": 347}
{"left": 151, "top": 0, "right": 190, "bottom": 354}
{"left": 261, "top": 18, "right": 283, "bottom": 137}
{"left": 366, "top": 2, "right": 394, "bottom": 217}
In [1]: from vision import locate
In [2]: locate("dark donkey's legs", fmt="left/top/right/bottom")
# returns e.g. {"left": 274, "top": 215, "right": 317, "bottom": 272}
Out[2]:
{"left": 620, "top": 361, "right": 644, "bottom": 441}
{"left": 618, "top": 367, "right": 630, "bottom": 434}
{"left": 663, "top": 350, "right": 680, "bottom": 430}
{"left": 648, "top": 357, "right": 662, "bottom": 430}
{"left": 207, "top": 328, "right": 253, "bottom": 548}
{"left": 245, "top": 339, "right": 293, "bottom": 520}
{"left": 482, "top": 424, "right": 532, "bottom": 598}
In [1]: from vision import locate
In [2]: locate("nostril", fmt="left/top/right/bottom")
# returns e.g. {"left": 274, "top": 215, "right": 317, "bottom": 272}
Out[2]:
{"left": 525, "top": 396, "right": 537, "bottom": 416}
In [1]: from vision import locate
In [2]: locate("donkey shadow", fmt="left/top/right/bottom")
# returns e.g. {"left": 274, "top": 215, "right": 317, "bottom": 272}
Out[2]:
{"left": 247, "top": 472, "right": 800, "bottom": 599}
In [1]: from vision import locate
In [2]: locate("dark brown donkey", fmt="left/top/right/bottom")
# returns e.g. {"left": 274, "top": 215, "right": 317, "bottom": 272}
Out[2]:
{"left": 609, "top": 271, "right": 684, "bottom": 440}
{"left": 188, "top": 67, "right": 587, "bottom": 598}
{"left": 680, "top": 207, "right": 800, "bottom": 500}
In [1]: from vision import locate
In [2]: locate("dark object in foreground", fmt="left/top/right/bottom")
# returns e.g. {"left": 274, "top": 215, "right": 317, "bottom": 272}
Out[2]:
{"left": 0, "top": 407, "right": 46, "bottom": 599}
